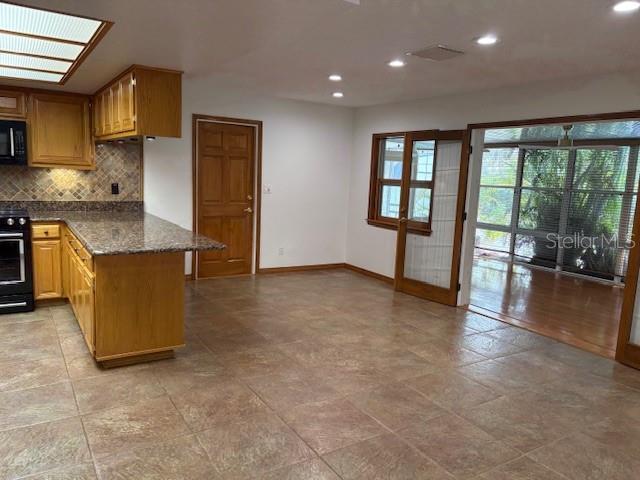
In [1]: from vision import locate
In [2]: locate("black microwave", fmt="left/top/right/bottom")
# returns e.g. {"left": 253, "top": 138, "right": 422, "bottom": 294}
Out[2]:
{"left": 0, "top": 120, "right": 27, "bottom": 166}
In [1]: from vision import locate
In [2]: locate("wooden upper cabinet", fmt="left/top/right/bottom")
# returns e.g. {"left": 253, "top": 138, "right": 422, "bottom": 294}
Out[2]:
{"left": 0, "top": 89, "right": 26, "bottom": 118}
{"left": 117, "top": 72, "right": 136, "bottom": 133}
{"left": 93, "top": 93, "right": 103, "bottom": 137}
{"left": 110, "top": 83, "right": 121, "bottom": 133}
{"left": 93, "top": 65, "right": 181, "bottom": 140}
{"left": 29, "top": 93, "right": 94, "bottom": 169}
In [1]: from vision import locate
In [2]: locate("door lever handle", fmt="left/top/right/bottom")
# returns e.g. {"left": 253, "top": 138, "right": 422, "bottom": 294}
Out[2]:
{"left": 244, "top": 207, "right": 253, "bottom": 213}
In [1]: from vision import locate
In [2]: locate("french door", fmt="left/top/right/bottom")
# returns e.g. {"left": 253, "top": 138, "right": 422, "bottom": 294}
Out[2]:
{"left": 617, "top": 190, "right": 640, "bottom": 369}
{"left": 395, "top": 130, "right": 469, "bottom": 306}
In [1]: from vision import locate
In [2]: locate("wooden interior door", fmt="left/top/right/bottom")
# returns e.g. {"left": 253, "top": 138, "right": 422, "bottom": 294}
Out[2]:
{"left": 395, "top": 130, "right": 469, "bottom": 306}
{"left": 616, "top": 193, "right": 640, "bottom": 369}
{"left": 196, "top": 121, "right": 255, "bottom": 277}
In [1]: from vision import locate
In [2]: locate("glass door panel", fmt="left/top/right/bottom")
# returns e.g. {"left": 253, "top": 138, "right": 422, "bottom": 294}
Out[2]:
{"left": 395, "top": 132, "right": 466, "bottom": 305}
{"left": 0, "top": 238, "right": 23, "bottom": 284}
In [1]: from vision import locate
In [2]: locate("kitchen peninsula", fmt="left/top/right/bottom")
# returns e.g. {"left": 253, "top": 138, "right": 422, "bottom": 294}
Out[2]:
{"left": 15, "top": 202, "right": 224, "bottom": 367}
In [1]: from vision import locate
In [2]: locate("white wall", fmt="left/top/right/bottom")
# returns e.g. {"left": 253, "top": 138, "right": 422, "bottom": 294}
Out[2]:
{"left": 346, "top": 70, "right": 640, "bottom": 278}
{"left": 144, "top": 75, "right": 354, "bottom": 274}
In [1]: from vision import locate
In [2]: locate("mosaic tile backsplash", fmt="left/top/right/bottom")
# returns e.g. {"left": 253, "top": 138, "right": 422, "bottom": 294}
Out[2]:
{"left": 0, "top": 143, "right": 142, "bottom": 201}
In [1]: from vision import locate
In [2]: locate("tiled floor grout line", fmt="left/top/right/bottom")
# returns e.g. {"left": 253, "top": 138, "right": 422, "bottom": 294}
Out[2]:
{"left": 240, "top": 379, "right": 347, "bottom": 479}
{"left": 47, "top": 307, "right": 102, "bottom": 480}
{"left": 4, "top": 272, "right": 640, "bottom": 478}
{"left": 57, "top": 316, "right": 102, "bottom": 480}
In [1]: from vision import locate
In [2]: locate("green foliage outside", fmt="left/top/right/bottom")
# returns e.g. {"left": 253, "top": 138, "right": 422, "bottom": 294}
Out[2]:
{"left": 478, "top": 146, "right": 634, "bottom": 277}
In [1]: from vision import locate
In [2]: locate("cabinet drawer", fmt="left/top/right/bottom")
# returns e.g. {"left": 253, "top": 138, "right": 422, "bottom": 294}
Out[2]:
{"left": 32, "top": 224, "right": 61, "bottom": 239}
{"left": 64, "top": 231, "right": 93, "bottom": 272}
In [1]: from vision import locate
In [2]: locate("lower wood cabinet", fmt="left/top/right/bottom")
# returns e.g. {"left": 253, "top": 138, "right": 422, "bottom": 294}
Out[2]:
{"left": 33, "top": 222, "right": 184, "bottom": 366}
{"left": 32, "top": 223, "right": 94, "bottom": 350}
{"left": 32, "top": 239, "right": 62, "bottom": 300}
{"left": 63, "top": 228, "right": 95, "bottom": 352}
{"left": 32, "top": 223, "right": 63, "bottom": 300}
{"left": 68, "top": 251, "right": 95, "bottom": 351}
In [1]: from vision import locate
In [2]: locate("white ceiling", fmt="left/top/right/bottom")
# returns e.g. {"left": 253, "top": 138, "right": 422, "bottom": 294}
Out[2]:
{"left": 6, "top": 0, "right": 640, "bottom": 107}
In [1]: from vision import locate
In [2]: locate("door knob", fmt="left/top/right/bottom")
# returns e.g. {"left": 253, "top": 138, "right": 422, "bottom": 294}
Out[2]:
{"left": 244, "top": 207, "right": 253, "bottom": 213}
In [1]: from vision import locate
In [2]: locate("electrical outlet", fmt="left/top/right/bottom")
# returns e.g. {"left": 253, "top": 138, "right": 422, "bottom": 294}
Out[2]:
{"left": 278, "top": 248, "right": 284, "bottom": 256}
{"left": 111, "top": 183, "right": 120, "bottom": 195}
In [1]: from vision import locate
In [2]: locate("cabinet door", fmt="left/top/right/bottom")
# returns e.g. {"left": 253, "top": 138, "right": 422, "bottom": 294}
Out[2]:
{"left": 32, "top": 240, "right": 62, "bottom": 300}
{"left": 62, "top": 239, "right": 70, "bottom": 297}
{"left": 93, "top": 94, "right": 103, "bottom": 137}
{"left": 110, "top": 84, "right": 121, "bottom": 133}
{"left": 118, "top": 72, "right": 136, "bottom": 133}
{"left": 29, "top": 94, "right": 94, "bottom": 168}
{"left": 81, "top": 268, "right": 95, "bottom": 349}
{"left": 70, "top": 255, "right": 81, "bottom": 322}
{"left": 0, "top": 90, "right": 26, "bottom": 118}
{"left": 101, "top": 90, "right": 112, "bottom": 135}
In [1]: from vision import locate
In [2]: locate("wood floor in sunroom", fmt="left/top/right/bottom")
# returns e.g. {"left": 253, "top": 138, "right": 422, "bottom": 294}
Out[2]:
{"left": 470, "top": 256, "right": 624, "bottom": 358}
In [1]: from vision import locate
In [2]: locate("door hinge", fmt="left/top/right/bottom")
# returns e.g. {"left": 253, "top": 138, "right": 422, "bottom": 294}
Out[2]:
{"left": 469, "top": 145, "right": 473, "bottom": 154}
{"left": 457, "top": 283, "right": 461, "bottom": 292}
{"left": 462, "top": 211, "right": 467, "bottom": 221}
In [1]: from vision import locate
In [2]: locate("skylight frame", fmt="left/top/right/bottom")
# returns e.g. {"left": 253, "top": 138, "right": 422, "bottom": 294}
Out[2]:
{"left": 0, "top": 1, "right": 112, "bottom": 85}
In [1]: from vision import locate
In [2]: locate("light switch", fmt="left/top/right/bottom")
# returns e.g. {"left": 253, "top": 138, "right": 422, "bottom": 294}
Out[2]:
{"left": 263, "top": 184, "right": 272, "bottom": 194}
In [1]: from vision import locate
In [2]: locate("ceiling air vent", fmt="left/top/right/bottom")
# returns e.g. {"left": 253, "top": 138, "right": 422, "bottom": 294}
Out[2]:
{"left": 408, "top": 45, "right": 465, "bottom": 61}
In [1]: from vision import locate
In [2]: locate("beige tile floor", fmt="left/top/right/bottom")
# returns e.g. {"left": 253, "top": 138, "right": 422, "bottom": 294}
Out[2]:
{"left": 1, "top": 269, "right": 640, "bottom": 479}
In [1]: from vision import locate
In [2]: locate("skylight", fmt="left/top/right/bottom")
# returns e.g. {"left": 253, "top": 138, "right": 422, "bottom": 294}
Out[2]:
{"left": 0, "top": 2, "right": 112, "bottom": 84}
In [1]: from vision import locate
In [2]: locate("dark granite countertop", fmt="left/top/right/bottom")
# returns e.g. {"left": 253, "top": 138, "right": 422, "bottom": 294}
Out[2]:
{"left": 28, "top": 210, "right": 225, "bottom": 256}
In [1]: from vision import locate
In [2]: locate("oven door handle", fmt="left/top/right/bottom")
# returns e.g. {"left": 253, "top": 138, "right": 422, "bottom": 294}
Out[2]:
{"left": 0, "top": 302, "right": 27, "bottom": 309}
{"left": 10, "top": 127, "right": 15, "bottom": 157}
{"left": 0, "top": 233, "right": 23, "bottom": 238}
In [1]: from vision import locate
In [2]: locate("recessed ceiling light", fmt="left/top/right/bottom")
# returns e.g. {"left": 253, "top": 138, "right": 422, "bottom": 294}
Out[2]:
{"left": 332, "top": 92, "right": 344, "bottom": 98}
{"left": 328, "top": 74, "right": 342, "bottom": 82}
{"left": 476, "top": 34, "right": 498, "bottom": 45}
{"left": 387, "top": 59, "right": 406, "bottom": 68}
{"left": 613, "top": 1, "right": 640, "bottom": 12}
{"left": 0, "top": 1, "right": 112, "bottom": 84}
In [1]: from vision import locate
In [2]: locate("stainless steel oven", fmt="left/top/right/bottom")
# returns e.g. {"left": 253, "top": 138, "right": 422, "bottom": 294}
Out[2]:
{"left": 0, "top": 120, "right": 27, "bottom": 166}
{"left": 0, "top": 209, "right": 33, "bottom": 314}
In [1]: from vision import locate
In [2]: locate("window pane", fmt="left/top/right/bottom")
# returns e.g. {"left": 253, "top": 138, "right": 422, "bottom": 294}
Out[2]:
{"left": 409, "top": 187, "right": 431, "bottom": 222}
{"left": 514, "top": 233, "right": 557, "bottom": 267}
{"left": 380, "top": 185, "right": 400, "bottom": 218}
{"left": 518, "top": 189, "right": 563, "bottom": 232}
{"left": 522, "top": 148, "right": 569, "bottom": 188}
{"left": 411, "top": 140, "right": 435, "bottom": 181}
{"left": 567, "top": 192, "right": 623, "bottom": 236}
{"left": 475, "top": 228, "right": 511, "bottom": 252}
{"left": 478, "top": 187, "right": 514, "bottom": 226}
{"left": 573, "top": 148, "right": 628, "bottom": 192}
{"left": 563, "top": 192, "right": 627, "bottom": 278}
{"left": 480, "top": 148, "right": 519, "bottom": 186}
{"left": 380, "top": 137, "right": 404, "bottom": 180}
